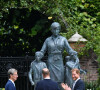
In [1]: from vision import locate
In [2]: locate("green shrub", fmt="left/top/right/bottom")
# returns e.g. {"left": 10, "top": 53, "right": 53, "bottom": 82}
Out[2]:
{"left": 85, "top": 81, "right": 99, "bottom": 90}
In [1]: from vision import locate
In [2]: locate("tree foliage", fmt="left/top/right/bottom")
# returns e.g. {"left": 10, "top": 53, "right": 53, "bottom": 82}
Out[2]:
{"left": 0, "top": 0, "right": 100, "bottom": 86}
{"left": 0, "top": 0, "right": 100, "bottom": 87}
{"left": 0, "top": 8, "right": 52, "bottom": 56}
{"left": 0, "top": 0, "right": 100, "bottom": 57}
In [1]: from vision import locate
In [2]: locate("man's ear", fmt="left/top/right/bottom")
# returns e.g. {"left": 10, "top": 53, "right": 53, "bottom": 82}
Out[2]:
{"left": 10, "top": 74, "right": 12, "bottom": 78}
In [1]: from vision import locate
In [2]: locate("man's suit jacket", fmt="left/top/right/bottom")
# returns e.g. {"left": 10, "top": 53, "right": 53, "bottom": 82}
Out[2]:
{"left": 5, "top": 80, "right": 16, "bottom": 90}
{"left": 35, "top": 79, "right": 60, "bottom": 90}
{"left": 74, "top": 79, "right": 85, "bottom": 90}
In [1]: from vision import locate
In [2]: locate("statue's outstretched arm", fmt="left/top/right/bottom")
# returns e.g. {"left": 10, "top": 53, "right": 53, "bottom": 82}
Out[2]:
{"left": 64, "top": 38, "right": 74, "bottom": 55}
{"left": 40, "top": 39, "right": 47, "bottom": 55}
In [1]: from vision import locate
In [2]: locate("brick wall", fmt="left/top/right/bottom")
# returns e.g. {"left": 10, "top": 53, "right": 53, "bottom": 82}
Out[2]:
{"left": 80, "top": 50, "right": 98, "bottom": 81}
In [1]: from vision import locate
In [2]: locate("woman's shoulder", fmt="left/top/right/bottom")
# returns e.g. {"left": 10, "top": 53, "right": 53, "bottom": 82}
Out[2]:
{"left": 45, "top": 36, "right": 52, "bottom": 41}
{"left": 59, "top": 35, "right": 67, "bottom": 40}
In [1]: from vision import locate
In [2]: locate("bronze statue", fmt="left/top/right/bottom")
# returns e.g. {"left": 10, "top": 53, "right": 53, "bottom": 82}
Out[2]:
{"left": 40, "top": 22, "right": 74, "bottom": 83}
{"left": 65, "top": 51, "right": 86, "bottom": 88}
{"left": 28, "top": 51, "right": 47, "bottom": 87}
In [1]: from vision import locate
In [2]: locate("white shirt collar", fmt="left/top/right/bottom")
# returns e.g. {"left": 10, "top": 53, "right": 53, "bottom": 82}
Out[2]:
{"left": 74, "top": 77, "right": 80, "bottom": 83}
{"left": 9, "top": 79, "right": 15, "bottom": 86}
{"left": 44, "top": 77, "right": 50, "bottom": 79}
{"left": 72, "top": 77, "right": 80, "bottom": 89}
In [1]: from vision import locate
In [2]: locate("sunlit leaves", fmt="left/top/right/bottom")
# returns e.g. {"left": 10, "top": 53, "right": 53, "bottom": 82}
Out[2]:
{"left": 14, "top": 25, "right": 19, "bottom": 29}
{"left": 0, "top": 0, "right": 100, "bottom": 57}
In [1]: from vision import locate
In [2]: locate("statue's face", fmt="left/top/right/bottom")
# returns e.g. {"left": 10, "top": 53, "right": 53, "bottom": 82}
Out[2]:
{"left": 51, "top": 26, "right": 60, "bottom": 36}
{"left": 35, "top": 53, "right": 41, "bottom": 62}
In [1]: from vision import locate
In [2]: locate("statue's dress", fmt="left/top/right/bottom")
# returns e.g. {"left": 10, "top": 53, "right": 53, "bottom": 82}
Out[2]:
{"left": 41, "top": 35, "right": 73, "bottom": 83}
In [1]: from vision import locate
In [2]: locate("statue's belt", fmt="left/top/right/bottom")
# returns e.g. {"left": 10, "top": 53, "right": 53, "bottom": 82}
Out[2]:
{"left": 49, "top": 52, "right": 62, "bottom": 55}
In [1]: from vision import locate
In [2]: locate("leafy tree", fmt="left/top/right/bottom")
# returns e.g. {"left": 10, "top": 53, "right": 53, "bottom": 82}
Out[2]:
{"left": 0, "top": 0, "right": 100, "bottom": 87}
{"left": 0, "top": 8, "right": 52, "bottom": 56}
{"left": 0, "top": 0, "right": 100, "bottom": 58}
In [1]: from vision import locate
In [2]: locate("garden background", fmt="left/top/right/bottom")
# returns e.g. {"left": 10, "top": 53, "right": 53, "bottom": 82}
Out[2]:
{"left": 0, "top": 0, "right": 100, "bottom": 89}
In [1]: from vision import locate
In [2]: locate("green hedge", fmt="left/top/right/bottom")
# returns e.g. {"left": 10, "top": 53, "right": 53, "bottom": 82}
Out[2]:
{"left": 85, "top": 81, "right": 100, "bottom": 90}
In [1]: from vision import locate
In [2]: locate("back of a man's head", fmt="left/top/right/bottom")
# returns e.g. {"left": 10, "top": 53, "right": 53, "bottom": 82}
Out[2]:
{"left": 42, "top": 68, "right": 50, "bottom": 78}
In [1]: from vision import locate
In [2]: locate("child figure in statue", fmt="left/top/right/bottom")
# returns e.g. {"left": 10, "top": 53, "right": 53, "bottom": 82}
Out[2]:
{"left": 28, "top": 51, "right": 47, "bottom": 87}
{"left": 65, "top": 51, "right": 86, "bottom": 88}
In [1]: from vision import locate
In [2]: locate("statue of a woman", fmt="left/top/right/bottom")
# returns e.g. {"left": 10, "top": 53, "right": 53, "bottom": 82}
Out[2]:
{"left": 40, "top": 22, "right": 74, "bottom": 83}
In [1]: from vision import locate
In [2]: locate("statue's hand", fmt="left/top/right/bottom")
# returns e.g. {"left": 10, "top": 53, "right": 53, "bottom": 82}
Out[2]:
{"left": 31, "top": 81, "right": 34, "bottom": 86}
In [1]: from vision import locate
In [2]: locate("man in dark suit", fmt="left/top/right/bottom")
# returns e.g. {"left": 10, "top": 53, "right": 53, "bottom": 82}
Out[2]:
{"left": 35, "top": 68, "right": 60, "bottom": 90}
{"left": 61, "top": 68, "right": 85, "bottom": 90}
{"left": 5, "top": 68, "right": 18, "bottom": 90}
